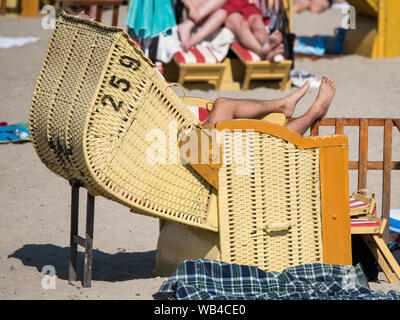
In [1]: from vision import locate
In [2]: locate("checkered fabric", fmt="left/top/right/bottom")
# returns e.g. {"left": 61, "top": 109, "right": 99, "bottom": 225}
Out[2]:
{"left": 158, "top": 259, "right": 400, "bottom": 300}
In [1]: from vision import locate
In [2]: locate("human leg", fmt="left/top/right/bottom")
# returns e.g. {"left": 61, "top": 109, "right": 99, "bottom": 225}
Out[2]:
{"left": 246, "top": 13, "right": 269, "bottom": 45}
{"left": 186, "top": 8, "right": 227, "bottom": 50}
{"left": 204, "top": 81, "right": 310, "bottom": 124}
{"left": 181, "top": 0, "right": 227, "bottom": 23}
{"left": 178, "top": 16, "right": 196, "bottom": 51}
{"left": 225, "top": 12, "right": 265, "bottom": 56}
{"left": 204, "top": 76, "right": 336, "bottom": 137}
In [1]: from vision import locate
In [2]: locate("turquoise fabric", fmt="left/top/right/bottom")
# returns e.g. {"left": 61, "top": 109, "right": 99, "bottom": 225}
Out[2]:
{"left": 125, "top": 0, "right": 177, "bottom": 39}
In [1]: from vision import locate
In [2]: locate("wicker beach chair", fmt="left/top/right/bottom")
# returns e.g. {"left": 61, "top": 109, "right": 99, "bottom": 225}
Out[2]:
{"left": 29, "top": 13, "right": 352, "bottom": 286}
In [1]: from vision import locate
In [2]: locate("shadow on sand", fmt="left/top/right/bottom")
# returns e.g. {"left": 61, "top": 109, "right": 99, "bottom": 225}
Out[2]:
{"left": 8, "top": 244, "right": 158, "bottom": 283}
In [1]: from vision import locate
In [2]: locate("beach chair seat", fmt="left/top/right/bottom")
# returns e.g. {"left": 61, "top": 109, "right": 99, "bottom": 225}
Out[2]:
{"left": 350, "top": 190, "right": 400, "bottom": 283}
{"left": 29, "top": 13, "right": 352, "bottom": 285}
{"left": 165, "top": 46, "right": 226, "bottom": 90}
{"left": 230, "top": 41, "right": 292, "bottom": 91}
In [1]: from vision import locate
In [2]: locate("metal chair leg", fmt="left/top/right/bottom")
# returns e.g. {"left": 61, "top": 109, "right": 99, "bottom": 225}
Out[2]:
{"left": 68, "top": 181, "right": 80, "bottom": 283}
{"left": 68, "top": 181, "right": 95, "bottom": 288}
{"left": 84, "top": 193, "right": 95, "bottom": 288}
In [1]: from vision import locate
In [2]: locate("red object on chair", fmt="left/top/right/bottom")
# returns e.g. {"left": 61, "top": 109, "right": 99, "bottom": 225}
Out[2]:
{"left": 174, "top": 47, "right": 220, "bottom": 64}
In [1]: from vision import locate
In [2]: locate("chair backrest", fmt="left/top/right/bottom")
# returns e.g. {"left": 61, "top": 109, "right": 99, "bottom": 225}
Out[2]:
{"left": 29, "top": 12, "right": 217, "bottom": 231}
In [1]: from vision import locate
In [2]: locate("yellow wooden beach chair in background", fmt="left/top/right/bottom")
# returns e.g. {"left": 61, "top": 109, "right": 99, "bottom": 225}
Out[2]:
{"left": 343, "top": 0, "right": 400, "bottom": 59}
{"left": 350, "top": 190, "right": 400, "bottom": 283}
{"left": 29, "top": 13, "right": 352, "bottom": 287}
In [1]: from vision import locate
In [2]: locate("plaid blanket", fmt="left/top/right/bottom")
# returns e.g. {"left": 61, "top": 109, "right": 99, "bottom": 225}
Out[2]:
{"left": 158, "top": 260, "right": 400, "bottom": 300}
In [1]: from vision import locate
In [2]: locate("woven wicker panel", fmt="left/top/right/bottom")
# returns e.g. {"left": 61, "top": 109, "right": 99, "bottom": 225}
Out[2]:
{"left": 29, "top": 13, "right": 216, "bottom": 231}
{"left": 218, "top": 130, "right": 323, "bottom": 271}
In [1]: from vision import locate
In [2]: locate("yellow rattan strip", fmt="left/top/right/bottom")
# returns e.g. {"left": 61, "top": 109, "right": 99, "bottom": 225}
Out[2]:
{"left": 29, "top": 12, "right": 217, "bottom": 231}
{"left": 217, "top": 130, "right": 323, "bottom": 272}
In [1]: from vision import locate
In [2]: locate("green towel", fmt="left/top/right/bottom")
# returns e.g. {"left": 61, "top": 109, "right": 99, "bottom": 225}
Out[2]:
{"left": 125, "top": 0, "right": 176, "bottom": 39}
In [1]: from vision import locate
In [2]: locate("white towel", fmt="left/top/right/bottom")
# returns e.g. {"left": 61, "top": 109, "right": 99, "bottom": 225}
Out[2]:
{"left": 0, "top": 37, "right": 40, "bottom": 49}
{"left": 156, "top": 26, "right": 235, "bottom": 63}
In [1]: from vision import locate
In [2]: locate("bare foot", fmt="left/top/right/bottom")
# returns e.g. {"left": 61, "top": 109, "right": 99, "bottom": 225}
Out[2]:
{"left": 178, "top": 20, "right": 195, "bottom": 52}
{"left": 309, "top": 75, "right": 336, "bottom": 119}
{"left": 281, "top": 81, "right": 310, "bottom": 117}
{"left": 261, "top": 30, "right": 283, "bottom": 55}
{"left": 265, "top": 43, "right": 284, "bottom": 61}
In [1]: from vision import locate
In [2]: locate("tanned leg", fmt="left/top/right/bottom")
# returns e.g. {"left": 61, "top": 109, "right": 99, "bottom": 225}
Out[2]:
{"left": 225, "top": 13, "right": 265, "bottom": 56}
{"left": 181, "top": 0, "right": 227, "bottom": 23}
{"left": 186, "top": 9, "right": 227, "bottom": 50}
{"left": 204, "top": 81, "right": 310, "bottom": 124}
{"left": 247, "top": 14, "right": 269, "bottom": 45}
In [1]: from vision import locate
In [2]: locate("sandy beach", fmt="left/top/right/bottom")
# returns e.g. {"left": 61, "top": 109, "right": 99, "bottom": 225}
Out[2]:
{"left": 0, "top": 6, "right": 399, "bottom": 300}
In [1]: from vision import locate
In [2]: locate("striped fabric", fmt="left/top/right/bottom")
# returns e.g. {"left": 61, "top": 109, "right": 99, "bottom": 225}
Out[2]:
{"left": 349, "top": 197, "right": 375, "bottom": 212}
{"left": 350, "top": 218, "right": 381, "bottom": 228}
{"left": 350, "top": 195, "right": 379, "bottom": 227}
{"left": 174, "top": 47, "right": 220, "bottom": 64}
{"left": 187, "top": 106, "right": 210, "bottom": 122}
{"left": 232, "top": 41, "right": 263, "bottom": 62}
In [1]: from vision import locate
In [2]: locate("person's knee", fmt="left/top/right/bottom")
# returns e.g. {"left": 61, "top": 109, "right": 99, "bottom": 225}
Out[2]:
{"left": 214, "top": 97, "right": 230, "bottom": 108}
{"left": 214, "top": 8, "right": 228, "bottom": 21}
{"left": 225, "top": 13, "right": 246, "bottom": 32}
{"left": 247, "top": 14, "right": 264, "bottom": 30}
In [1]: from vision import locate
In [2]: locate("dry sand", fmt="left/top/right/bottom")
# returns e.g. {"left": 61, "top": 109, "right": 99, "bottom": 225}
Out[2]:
{"left": 0, "top": 7, "right": 399, "bottom": 300}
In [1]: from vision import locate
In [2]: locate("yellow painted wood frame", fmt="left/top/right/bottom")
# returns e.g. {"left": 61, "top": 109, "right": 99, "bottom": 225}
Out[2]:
{"left": 344, "top": 0, "right": 400, "bottom": 58}
{"left": 308, "top": 117, "right": 400, "bottom": 243}
{"left": 230, "top": 47, "right": 292, "bottom": 91}
{"left": 163, "top": 58, "right": 227, "bottom": 90}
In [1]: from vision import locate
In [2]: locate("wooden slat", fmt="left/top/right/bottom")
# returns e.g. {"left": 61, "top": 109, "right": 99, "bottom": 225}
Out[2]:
{"left": 95, "top": 5, "right": 103, "bottom": 22}
{"left": 111, "top": 5, "right": 119, "bottom": 26}
{"left": 0, "top": 0, "right": 6, "bottom": 15}
{"left": 358, "top": 119, "right": 368, "bottom": 191}
{"left": 348, "top": 161, "right": 400, "bottom": 170}
{"left": 382, "top": 119, "right": 393, "bottom": 242}
{"left": 310, "top": 121, "right": 319, "bottom": 136}
{"left": 335, "top": 118, "right": 344, "bottom": 134}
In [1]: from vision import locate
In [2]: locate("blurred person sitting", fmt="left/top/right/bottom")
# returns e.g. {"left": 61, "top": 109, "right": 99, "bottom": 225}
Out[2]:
{"left": 178, "top": 0, "right": 228, "bottom": 52}
{"left": 222, "top": 0, "right": 284, "bottom": 60}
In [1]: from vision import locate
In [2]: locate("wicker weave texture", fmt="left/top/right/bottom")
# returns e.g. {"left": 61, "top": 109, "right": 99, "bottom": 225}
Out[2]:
{"left": 29, "top": 13, "right": 216, "bottom": 231}
{"left": 217, "top": 130, "right": 323, "bottom": 271}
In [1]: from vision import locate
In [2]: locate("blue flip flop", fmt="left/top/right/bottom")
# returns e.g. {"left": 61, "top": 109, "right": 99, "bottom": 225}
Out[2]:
{"left": 0, "top": 123, "right": 30, "bottom": 144}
